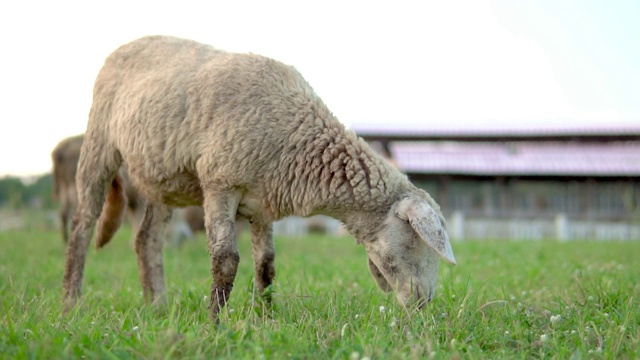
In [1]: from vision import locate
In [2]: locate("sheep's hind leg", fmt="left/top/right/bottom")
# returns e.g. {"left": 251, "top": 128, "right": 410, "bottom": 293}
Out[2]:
{"left": 203, "top": 190, "right": 242, "bottom": 321}
{"left": 62, "top": 150, "right": 120, "bottom": 311}
{"left": 134, "top": 203, "right": 172, "bottom": 306}
{"left": 250, "top": 221, "right": 275, "bottom": 303}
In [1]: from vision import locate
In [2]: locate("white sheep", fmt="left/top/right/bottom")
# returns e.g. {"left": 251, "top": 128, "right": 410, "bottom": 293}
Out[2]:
{"left": 63, "top": 35, "right": 456, "bottom": 320}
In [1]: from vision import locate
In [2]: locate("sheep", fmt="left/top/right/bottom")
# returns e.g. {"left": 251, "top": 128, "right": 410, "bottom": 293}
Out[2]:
{"left": 62, "top": 35, "right": 457, "bottom": 320}
{"left": 52, "top": 134, "right": 144, "bottom": 244}
{"left": 183, "top": 205, "right": 205, "bottom": 234}
{"left": 52, "top": 134, "right": 199, "bottom": 246}
{"left": 51, "top": 134, "right": 84, "bottom": 243}
{"left": 180, "top": 205, "right": 247, "bottom": 239}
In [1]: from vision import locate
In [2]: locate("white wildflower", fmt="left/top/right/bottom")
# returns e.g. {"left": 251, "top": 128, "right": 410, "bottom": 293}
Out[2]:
{"left": 379, "top": 306, "right": 386, "bottom": 313}
{"left": 540, "top": 334, "right": 548, "bottom": 342}
{"left": 504, "top": 331, "right": 510, "bottom": 335}
{"left": 203, "top": 295, "right": 208, "bottom": 302}
{"left": 550, "top": 315, "right": 562, "bottom": 324}
{"left": 349, "top": 351, "right": 360, "bottom": 360}
{"left": 132, "top": 326, "right": 139, "bottom": 332}
{"left": 355, "top": 314, "right": 360, "bottom": 319}
{"left": 362, "top": 357, "right": 371, "bottom": 360}
{"left": 341, "top": 324, "right": 349, "bottom": 338}
{"left": 587, "top": 296, "right": 594, "bottom": 302}
{"left": 390, "top": 317, "right": 397, "bottom": 327}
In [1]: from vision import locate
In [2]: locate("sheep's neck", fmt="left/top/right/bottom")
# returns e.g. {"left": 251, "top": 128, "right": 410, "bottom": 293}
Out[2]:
{"left": 276, "top": 114, "right": 406, "bottom": 220}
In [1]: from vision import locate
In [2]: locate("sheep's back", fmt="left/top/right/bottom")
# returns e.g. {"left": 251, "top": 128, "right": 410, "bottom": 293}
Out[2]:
{"left": 87, "top": 35, "right": 328, "bottom": 208}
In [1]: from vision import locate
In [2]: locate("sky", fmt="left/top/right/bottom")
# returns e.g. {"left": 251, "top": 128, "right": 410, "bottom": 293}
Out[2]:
{"left": 0, "top": 0, "right": 639, "bottom": 177}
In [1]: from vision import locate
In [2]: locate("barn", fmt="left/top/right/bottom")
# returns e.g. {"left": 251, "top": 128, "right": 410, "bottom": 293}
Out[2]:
{"left": 353, "top": 123, "right": 640, "bottom": 241}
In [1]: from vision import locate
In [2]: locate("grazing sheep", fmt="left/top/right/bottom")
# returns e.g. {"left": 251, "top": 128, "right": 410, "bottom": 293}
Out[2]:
{"left": 183, "top": 205, "right": 205, "bottom": 234}
{"left": 52, "top": 134, "right": 199, "bottom": 246}
{"left": 63, "top": 35, "right": 457, "bottom": 320}
{"left": 52, "top": 134, "right": 143, "bottom": 244}
{"left": 181, "top": 205, "right": 246, "bottom": 238}
{"left": 52, "top": 134, "right": 84, "bottom": 243}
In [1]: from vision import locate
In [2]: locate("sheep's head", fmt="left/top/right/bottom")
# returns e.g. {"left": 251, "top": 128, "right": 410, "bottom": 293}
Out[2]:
{"left": 360, "top": 193, "right": 456, "bottom": 308}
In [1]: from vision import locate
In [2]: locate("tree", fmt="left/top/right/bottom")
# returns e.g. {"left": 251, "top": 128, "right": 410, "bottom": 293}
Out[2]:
{"left": 25, "top": 174, "right": 54, "bottom": 208}
{"left": 0, "top": 173, "right": 54, "bottom": 209}
{"left": 0, "top": 176, "right": 27, "bottom": 208}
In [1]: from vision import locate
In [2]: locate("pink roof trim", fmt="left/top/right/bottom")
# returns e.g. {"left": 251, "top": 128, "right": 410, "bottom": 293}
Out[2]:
{"left": 391, "top": 141, "right": 640, "bottom": 176}
{"left": 352, "top": 123, "right": 640, "bottom": 137}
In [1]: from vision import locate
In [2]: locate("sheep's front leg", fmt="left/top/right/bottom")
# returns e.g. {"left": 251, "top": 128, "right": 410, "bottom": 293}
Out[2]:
{"left": 204, "top": 190, "right": 242, "bottom": 320}
{"left": 134, "top": 203, "right": 171, "bottom": 305}
{"left": 250, "top": 221, "right": 275, "bottom": 302}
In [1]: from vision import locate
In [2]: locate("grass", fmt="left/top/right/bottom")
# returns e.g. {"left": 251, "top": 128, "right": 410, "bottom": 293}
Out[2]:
{"left": 1, "top": 224, "right": 639, "bottom": 359}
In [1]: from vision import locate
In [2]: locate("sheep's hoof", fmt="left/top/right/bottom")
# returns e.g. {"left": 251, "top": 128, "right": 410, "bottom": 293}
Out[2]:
{"left": 61, "top": 295, "right": 78, "bottom": 315}
{"left": 260, "top": 284, "right": 274, "bottom": 304}
{"left": 252, "top": 285, "right": 275, "bottom": 317}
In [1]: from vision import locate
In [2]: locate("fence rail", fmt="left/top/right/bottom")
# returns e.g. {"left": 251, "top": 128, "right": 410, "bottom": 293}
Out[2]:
{"left": 448, "top": 211, "right": 640, "bottom": 241}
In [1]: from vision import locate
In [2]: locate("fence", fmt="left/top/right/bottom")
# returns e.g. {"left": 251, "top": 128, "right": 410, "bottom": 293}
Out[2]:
{"left": 448, "top": 211, "right": 640, "bottom": 241}
{"left": 3, "top": 208, "right": 638, "bottom": 242}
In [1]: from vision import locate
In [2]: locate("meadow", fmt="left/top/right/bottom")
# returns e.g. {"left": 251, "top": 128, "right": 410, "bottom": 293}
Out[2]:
{"left": 1, "top": 223, "right": 638, "bottom": 359}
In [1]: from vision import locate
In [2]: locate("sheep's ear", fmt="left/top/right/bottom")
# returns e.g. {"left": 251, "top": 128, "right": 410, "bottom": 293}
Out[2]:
{"left": 396, "top": 197, "right": 457, "bottom": 265}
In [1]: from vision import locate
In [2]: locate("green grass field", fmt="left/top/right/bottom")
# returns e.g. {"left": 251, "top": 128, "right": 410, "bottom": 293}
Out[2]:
{"left": 1, "top": 225, "right": 638, "bottom": 359}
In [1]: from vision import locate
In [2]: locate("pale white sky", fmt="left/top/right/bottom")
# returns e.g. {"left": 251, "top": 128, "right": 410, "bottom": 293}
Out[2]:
{"left": 1, "top": 0, "right": 639, "bottom": 177}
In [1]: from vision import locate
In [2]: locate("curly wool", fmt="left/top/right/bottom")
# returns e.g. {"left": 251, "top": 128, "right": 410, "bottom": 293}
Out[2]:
{"left": 88, "top": 35, "right": 410, "bottom": 222}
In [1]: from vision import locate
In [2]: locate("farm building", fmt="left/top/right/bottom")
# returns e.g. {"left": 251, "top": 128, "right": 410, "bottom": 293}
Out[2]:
{"left": 353, "top": 123, "right": 640, "bottom": 241}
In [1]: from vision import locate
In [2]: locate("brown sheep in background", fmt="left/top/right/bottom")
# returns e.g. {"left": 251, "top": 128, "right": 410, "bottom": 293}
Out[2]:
{"left": 183, "top": 205, "right": 205, "bottom": 234}
{"left": 51, "top": 134, "right": 145, "bottom": 244}
{"left": 50, "top": 138, "right": 202, "bottom": 246}
{"left": 181, "top": 205, "right": 246, "bottom": 239}
{"left": 52, "top": 134, "right": 205, "bottom": 245}
{"left": 51, "top": 134, "right": 84, "bottom": 243}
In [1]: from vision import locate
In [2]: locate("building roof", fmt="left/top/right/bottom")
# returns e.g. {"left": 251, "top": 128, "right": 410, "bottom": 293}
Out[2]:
{"left": 390, "top": 141, "right": 640, "bottom": 177}
{"left": 353, "top": 123, "right": 640, "bottom": 142}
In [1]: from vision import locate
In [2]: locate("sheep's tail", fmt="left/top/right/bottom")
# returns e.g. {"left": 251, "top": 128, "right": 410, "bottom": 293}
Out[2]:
{"left": 95, "top": 174, "right": 127, "bottom": 249}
